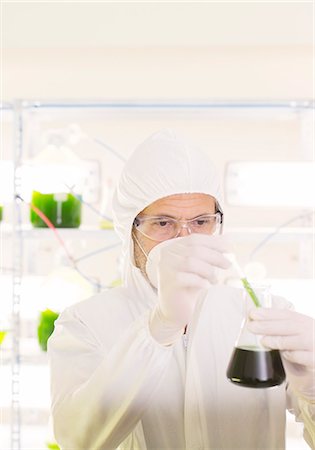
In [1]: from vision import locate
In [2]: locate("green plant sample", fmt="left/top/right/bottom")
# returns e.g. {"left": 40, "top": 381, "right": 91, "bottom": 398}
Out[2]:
{"left": 241, "top": 278, "right": 261, "bottom": 308}
{"left": 37, "top": 309, "right": 59, "bottom": 351}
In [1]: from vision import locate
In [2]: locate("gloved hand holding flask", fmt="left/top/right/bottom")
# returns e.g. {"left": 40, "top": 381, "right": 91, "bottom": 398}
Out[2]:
{"left": 248, "top": 307, "right": 315, "bottom": 401}
{"left": 147, "top": 234, "right": 231, "bottom": 346}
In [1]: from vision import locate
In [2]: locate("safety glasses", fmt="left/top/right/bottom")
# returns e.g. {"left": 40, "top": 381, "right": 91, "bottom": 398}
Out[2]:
{"left": 133, "top": 211, "right": 223, "bottom": 242}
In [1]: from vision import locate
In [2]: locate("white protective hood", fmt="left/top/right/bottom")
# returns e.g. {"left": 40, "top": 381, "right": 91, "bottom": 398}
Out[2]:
{"left": 112, "top": 129, "right": 223, "bottom": 284}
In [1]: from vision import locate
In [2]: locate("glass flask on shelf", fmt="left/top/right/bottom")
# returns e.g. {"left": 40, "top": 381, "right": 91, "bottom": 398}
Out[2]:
{"left": 226, "top": 284, "right": 286, "bottom": 388}
{"left": 30, "top": 191, "right": 82, "bottom": 228}
{"left": 29, "top": 131, "right": 85, "bottom": 228}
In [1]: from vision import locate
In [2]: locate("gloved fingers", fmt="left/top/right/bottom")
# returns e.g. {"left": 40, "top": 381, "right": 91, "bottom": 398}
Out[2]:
{"left": 160, "top": 251, "right": 213, "bottom": 279}
{"left": 176, "top": 271, "right": 215, "bottom": 288}
{"left": 192, "top": 248, "right": 231, "bottom": 270}
{"left": 249, "top": 308, "right": 314, "bottom": 335}
{"left": 180, "top": 233, "right": 231, "bottom": 253}
{"left": 282, "top": 350, "right": 314, "bottom": 367}
{"left": 247, "top": 319, "right": 301, "bottom": 336}
{"left": 181, "top": 254, "right": 230, "bottom": 280}
{"left": 171, "top": 240, "right": 231, "bottom": 269}
{"left": 249, "top": 307, "right": 308, "bottom": 322}
{"left": 260, "top": 334, "right": 312, "bottom": 352}
{"left": 163, "top": 244, "right": 230, "bottom": 273}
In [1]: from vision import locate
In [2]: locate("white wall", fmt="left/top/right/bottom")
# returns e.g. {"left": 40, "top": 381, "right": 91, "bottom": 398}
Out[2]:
{"left": 2, "top": 2, "right": 313, "bottom": 101}
{"left": 3, "top": 2, "right": 312, "bottom": 47}
{"left": 3, "top": 46, "right": 312, "bottom": 100}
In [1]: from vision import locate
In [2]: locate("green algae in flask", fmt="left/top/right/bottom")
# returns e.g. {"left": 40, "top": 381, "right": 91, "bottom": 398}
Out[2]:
{"left": 29, "top": 136, "right": 85, "bottom": 228}
{"left": 226, "top": 284, "right": 285, "bottom": 388}
{"left": 30, "top": 191, "right": 82, "bottom": 228}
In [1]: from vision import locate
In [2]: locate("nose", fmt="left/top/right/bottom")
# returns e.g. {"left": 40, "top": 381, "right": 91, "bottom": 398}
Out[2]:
{"left": 177, "top": 223, "right": 191, "bottom": 237}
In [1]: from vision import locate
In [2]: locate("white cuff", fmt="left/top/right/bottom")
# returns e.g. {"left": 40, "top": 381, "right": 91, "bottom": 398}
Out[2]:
{"left": 149, "top": 305, "right": 185, "bottom": 346}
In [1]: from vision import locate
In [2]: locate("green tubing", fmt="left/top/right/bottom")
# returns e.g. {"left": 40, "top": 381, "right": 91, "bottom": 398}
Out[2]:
{"left": 241, "top": 278, "right": 261, "bottom": 308}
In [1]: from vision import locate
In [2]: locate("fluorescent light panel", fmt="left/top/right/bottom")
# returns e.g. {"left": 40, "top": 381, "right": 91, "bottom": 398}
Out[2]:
{"left": 225, "top": 161, "right": 315, "bottom": 207}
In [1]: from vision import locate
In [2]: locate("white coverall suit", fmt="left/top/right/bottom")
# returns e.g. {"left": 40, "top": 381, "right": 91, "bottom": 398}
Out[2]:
{"left": 48, "top": 130, "right": 314, "bottom": 449}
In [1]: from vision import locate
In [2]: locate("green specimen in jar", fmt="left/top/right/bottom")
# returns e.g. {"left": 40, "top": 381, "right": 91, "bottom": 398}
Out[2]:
{"left": 0, "top": 205, "right": 3, "bottom": 222}
{"left": 37, "top": 309, "right": 60, "bottom": 351}
{"left": 30, "top": 191, "right": 82, "bottom": 228}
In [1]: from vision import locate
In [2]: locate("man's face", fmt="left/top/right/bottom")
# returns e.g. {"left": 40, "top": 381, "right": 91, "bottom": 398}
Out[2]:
{"left": 132, "top": 193, "right": 217, "bottom": 276}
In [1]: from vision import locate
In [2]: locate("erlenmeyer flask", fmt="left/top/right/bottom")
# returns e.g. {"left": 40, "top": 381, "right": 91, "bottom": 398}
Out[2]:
{"left": 226, "top": 285, "right": 285, "bottom": 388}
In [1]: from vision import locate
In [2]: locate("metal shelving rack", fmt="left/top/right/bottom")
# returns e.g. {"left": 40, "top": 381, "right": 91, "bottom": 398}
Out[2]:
{"left": 11, "top": 102, "right": 23, "bottom": 450}
{"left": 2, "top": 99, "right": 314, "bottom": 449}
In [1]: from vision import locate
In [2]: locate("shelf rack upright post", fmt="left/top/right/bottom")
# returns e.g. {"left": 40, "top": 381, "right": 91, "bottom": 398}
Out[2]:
{"left": 11, "top": 100, "right": 24, "bottom": 450}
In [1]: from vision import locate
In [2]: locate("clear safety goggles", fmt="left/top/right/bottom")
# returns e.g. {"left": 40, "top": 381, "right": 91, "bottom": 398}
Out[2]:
{"left": 133, "top": 211, "right": 223, "bottom": 242}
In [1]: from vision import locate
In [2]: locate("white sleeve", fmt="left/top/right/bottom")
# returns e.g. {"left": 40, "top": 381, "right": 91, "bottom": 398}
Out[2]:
{"left": 286, "top": 386, "right": 315, "bottom": 449}
{"left": 48, "top": 306, "right": 173, "bottom": 450}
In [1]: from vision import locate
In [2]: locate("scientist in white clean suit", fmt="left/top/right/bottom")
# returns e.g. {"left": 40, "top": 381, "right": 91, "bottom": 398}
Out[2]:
{"left": 48, "top": 130, "right": 314, "bottom": 450}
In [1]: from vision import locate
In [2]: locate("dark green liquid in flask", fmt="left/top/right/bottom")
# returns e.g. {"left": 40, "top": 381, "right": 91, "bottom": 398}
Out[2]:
{"left": 226, "top": 346, "right": 285, "bottom": 388}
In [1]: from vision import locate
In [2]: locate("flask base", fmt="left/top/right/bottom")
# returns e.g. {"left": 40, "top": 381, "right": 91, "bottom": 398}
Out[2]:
{"left": 226, "top": 346, "right": 286, "bottom": 389}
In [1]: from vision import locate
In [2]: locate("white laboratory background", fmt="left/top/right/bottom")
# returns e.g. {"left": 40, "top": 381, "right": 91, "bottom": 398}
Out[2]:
{"left": 1, "top": 3, "right": 314, "bottom": 450}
